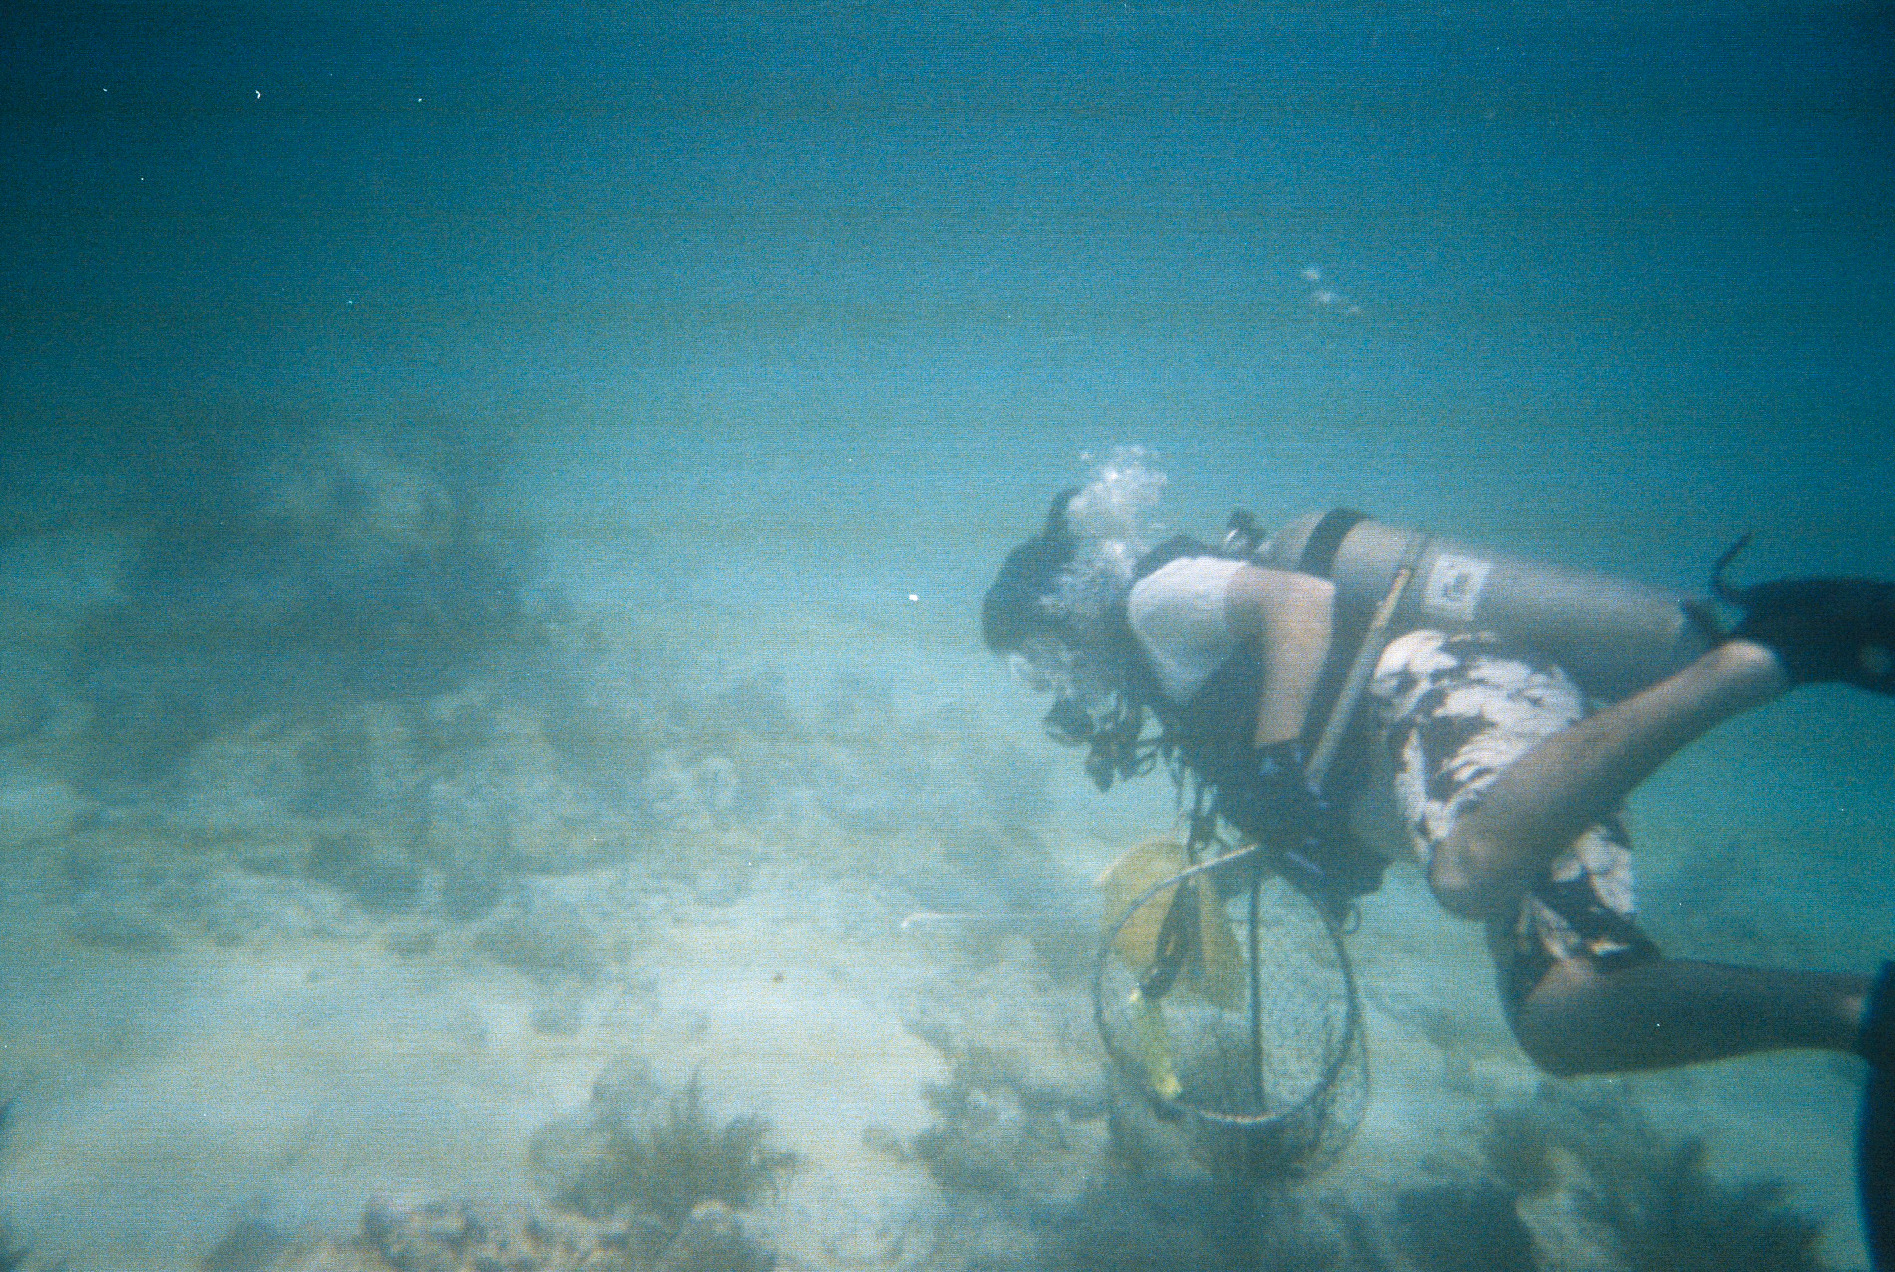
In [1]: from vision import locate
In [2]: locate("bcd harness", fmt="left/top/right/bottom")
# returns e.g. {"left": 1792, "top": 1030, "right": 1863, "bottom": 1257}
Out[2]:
{"left": 1097, "top": 509, "right": 1418, "bottom": 924}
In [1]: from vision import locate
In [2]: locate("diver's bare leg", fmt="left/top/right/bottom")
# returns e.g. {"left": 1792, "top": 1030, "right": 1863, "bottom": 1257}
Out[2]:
{"left": 1428, "top": 639, "right": 1790, "bottom": 921}
{"left": 1512, "top": 955, "right": 1871, "bottom": 1074}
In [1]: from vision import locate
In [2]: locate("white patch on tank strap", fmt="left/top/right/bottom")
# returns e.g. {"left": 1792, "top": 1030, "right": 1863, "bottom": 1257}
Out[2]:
{"left": 1421, "top": 554, "right": 1493, "bottom": 626}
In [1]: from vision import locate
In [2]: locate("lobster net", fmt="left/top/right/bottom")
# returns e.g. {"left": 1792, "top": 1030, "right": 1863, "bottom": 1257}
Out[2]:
{"left": 1093, "top": 843, "right": 1367, "bottom": 1181}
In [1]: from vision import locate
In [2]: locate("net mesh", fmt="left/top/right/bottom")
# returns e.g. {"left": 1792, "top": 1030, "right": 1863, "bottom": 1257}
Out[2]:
{"left": 1094, "top": 857, "right": 1366, "bottom": 1182}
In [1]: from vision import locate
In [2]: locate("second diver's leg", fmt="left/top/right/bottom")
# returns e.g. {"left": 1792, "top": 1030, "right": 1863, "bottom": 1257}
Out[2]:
{"left": 1510, "top": 953, "right": 1871, "bottom": 1076}
{"left": 1429, "top": 639, "right": 1790, "bottom": 922}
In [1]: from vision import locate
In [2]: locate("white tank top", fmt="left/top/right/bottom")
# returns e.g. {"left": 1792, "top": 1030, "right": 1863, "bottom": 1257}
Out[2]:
{"left": 1125, "top": 556, "right": 1244, "bottom": 704}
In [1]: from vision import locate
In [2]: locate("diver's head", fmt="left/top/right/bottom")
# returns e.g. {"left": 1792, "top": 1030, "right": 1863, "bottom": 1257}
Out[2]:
{"left": 981, "top": 488, "right": 1083, "bottom": 654}
{"left": 982, "top": 489, "right": 1108, "bottom": 745}
{"left": 982, "top": 450, "right": 1166, "bottom": 750}
{"left": 982, "top": 447, "right": 1166, "bottom": 653}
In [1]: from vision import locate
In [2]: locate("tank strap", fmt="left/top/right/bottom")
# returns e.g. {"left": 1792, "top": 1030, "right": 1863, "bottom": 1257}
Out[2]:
{"left": 1294, "top": 508, "right": 1369, "bottom": 578}
{"left": 1304, "top": 534, "right": 1430, "bottom": 786}
{"left": 1292, "top": 514, "right": 1400, "bottom": 799}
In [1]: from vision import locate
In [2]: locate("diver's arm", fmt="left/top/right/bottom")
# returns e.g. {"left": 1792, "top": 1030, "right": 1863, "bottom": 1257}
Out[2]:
{"left": 1224, "top": 565, "right": 1335, "bottom": 749}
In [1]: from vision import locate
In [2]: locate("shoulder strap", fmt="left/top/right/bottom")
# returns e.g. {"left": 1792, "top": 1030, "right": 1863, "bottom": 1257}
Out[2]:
{"left": 1292, "top": 508, "right": 1369, "bottom": 578}
{"left": 1132, "top": 535, "right": 1214, "bottom": 583}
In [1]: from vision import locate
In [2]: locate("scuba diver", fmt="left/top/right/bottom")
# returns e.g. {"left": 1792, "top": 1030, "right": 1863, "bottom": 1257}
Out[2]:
{"left": 981, "top": 457, "right": 1894, "bottom": 1268}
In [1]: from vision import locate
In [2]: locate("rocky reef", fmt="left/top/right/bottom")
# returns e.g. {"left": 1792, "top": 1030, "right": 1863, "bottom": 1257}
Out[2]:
{"left": 888, "top": 1009, "right": 1842, "bottom": 1272}
{"left": 529, "top": 1065, "right": 794, "bottom": 1256}
{"left": 230, "top": 1067, "right": 789, "bottom": 1272}
{"left": 0, "top": 428, "right": 1860, "bottom": 1272}
{"left": 243, "top": 1197, "right": 757, "bottom": 1272}
{"left": 1466, "top": 1084, "right": 1830, "bottom": 1272}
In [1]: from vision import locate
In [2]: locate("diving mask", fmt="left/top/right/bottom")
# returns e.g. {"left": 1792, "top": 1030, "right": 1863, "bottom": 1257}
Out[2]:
{"left": 1007, "top": 634, "right": 1117, "bottom": 746}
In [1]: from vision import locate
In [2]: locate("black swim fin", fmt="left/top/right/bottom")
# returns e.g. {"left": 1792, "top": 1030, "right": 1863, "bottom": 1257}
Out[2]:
{"left": 1861, "top": 962, "right": 1895, "bottom": 1271}
{"left": 1711, "top": 538, "right": 1895, "bottom": 695}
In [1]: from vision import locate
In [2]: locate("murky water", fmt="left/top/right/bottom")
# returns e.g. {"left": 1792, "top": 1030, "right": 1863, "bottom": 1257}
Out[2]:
{"left": 2, "top": 3, "right": 1890, "bottom": 1268}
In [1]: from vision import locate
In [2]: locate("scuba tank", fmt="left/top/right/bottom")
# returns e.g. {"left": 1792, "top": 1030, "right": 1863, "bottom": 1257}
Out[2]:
{"left": 1250, "top": 509, "right": 1716, "bottom": 703}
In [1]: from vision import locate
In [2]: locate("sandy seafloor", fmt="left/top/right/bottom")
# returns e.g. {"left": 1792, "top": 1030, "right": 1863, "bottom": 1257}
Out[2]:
{"left": 1, "top": 2, "right": 1892, "bottom": 1268}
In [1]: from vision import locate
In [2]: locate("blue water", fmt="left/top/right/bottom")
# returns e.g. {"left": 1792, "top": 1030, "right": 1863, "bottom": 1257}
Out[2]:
{"left": 2, "top": 1, "right": 1891, "bottom": 1268}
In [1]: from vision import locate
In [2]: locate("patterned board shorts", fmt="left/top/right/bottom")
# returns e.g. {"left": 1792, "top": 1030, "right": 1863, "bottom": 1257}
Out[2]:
{"left": 1366, "top": 629, "right": 1661, "bottom": 1012}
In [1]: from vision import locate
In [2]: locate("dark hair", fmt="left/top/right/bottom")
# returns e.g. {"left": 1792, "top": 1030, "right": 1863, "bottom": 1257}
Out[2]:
{"left": 981, "top": 488, "right": 1081, "bottom": 651}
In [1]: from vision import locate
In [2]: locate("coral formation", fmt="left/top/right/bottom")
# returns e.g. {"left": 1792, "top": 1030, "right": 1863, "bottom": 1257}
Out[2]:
{"left": 257, "top": 1198, "right": 668, "bottom": 1272}
{"left": 903, "top": 1011, "right": 1842, "bottom": 1272}
{"left": 530, "top": 1069, "right": 794, "bottom": 1255}
{"left": 904, "top": 1017, "right": 1396, "bottom": 1271}
{"left": 68, "top": 431, "right": 556, "bottom": 791}
{"left": 2, "top": 430, "right": 641, "bottom": 947}
{"left": 1396, "top": 1179, "right": 1536, "bottom": 1272}
{"left": 472, "top": 908, "right": 605, "bottom": 986}
{"left": 200, "top": 1215, "right": 290, "bottom": 1272}
{"left": 1466, "top": 1083, "right": 1831, "bottom": 1272}
{"left": 911, "top": 1043, "right": 1100, "bottom": 1204}
{"left": 254, "top": 1068, "right": 791, "bottom": 1272}
{"left": 1589, "top": 1133, "right": 1826, "bottom": 1272}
